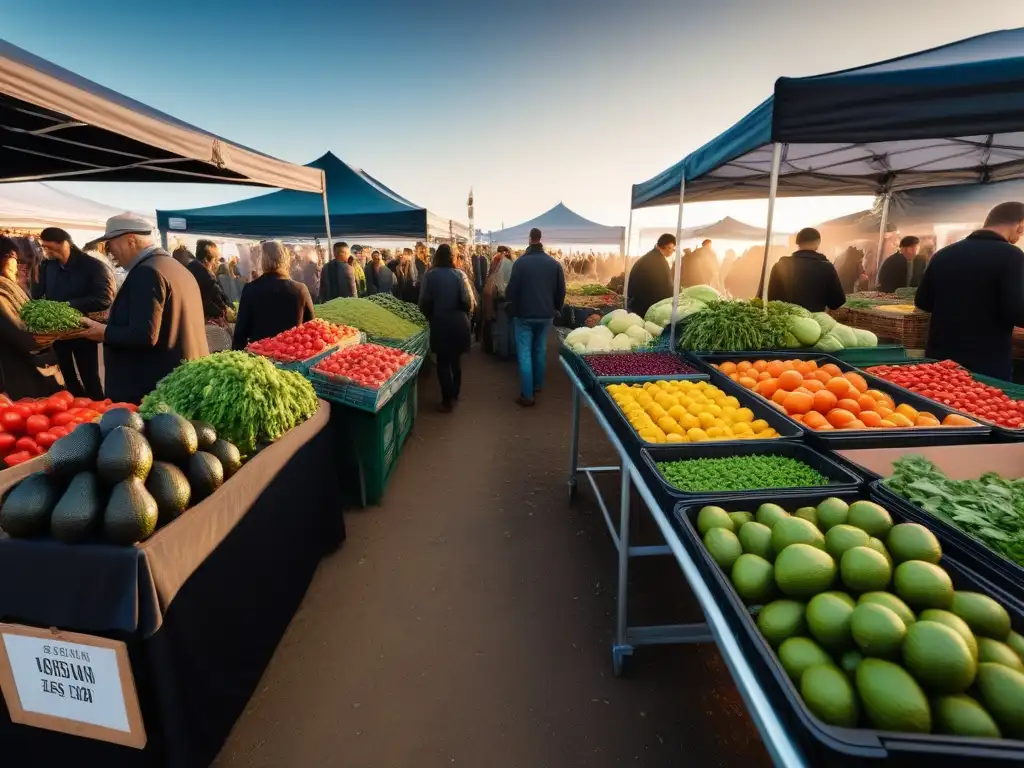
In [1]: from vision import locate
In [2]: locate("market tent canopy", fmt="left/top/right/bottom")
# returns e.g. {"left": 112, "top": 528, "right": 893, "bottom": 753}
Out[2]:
{"left": 157, "top": 152, "right": 466, "bottom": 240}
{"left": 887, "top": 178, "right": 1024, "bottom": 228}
{"left": 0, "top": 182, "right": 154, "bottom": 231}
{"left": 815, "top": 209, "right": 895, "bottom": 238}
{"left": 0, "top": 39, "right": 322, "bottom": 193}
{"left": 485, "top": 203, "right": 623, "bottom": 245}
{"left": 639, "top": 217, "right": 788, "bottom": 244}
{"left": 631, "top": 28, "right": 1024, "bottom": 207}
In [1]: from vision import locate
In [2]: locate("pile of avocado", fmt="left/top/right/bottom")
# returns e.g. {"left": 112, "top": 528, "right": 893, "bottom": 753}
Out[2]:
{"left": 0, "top": 408, "right": 243, "bottom": 546}
{"left": 697, "top": 498, "right": 1024, "bottom": 739}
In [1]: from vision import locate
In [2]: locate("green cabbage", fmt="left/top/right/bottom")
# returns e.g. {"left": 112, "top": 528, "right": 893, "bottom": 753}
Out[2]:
{"left": 811, "top": 312, "right": 836, "bottom": 337}
{"left": 782, "top": 331, "right": 801, "bottom": 348}
{"left": 682, "top": 284, "right": 721, "bottom": 304}
{"left": 830, "top": 323, "right": 859, "bottom": 348}
{"left": 853, "top": 328, "right": 878, "bottom": 347}
{"left": 814, "top": 333, "right": 843, "bottom": 353}
{"left": 601, "top": 309, "right": 627, "bottom": 327}
{"left": 646, "top": 296, "right": 706, "bottom": 327}
{"left": 644, "top": 321, "right": 663, "bottom": 337}
{"left": 788, "top": 316, "right": 822, "bottom": 346}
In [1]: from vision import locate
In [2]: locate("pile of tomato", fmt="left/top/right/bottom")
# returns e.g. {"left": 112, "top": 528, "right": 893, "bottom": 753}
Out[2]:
{"left": 247, "top": 320, "right": 358, "bottom": 363}
{"left": 866, "top": 360, "right": 1024, "bottom": 430}
{"left": 0, "top": 392, "right": 136, "bottom": 468}
{"left": 312, "top": 343, "right": 414, "bottom": 390}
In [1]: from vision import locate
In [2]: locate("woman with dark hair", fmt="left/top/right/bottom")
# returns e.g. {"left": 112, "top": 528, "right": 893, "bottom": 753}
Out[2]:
{"left": 35, "top": 226, "right": 115, "bottom": 399}
{"left": 419, "top": 244, "right": 476, "bottom": 412}
{"left": 0, "top": 237, "right": 59, "bottom": 398}
{"left": 232, "top": 241, "right": 314, "bottom": 349}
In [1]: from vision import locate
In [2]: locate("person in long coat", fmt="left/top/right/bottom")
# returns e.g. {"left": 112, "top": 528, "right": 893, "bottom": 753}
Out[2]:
{"left": 419, "top": 244, "right": 475, "bottom": 412}
{"left": 0, "top": 238, "right": 59, "bottom": 399}
{"left": 233, "top": 241, "right": 315, "bottom": 349}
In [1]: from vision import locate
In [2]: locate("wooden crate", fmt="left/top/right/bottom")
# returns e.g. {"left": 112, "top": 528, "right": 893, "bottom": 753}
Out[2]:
{"left": 845, "top": 307, "right": 930, "bottom": 349}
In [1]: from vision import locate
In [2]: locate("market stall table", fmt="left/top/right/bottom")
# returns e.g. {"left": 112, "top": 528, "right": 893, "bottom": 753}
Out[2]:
{"left": 0, "top": 401, "right": 343, "bottom": 768}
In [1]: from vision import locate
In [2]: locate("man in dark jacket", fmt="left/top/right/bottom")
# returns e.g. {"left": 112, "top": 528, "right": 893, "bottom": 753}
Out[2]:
{"left": 915, "top": 202, "right": 1024, "bottom": 380}
{"left": 79, "top": 215, "right": 208, "bottom": 404}
{"left": 188, "top": 240, "right": 230, "bottom": 322}
{"left": 317, "top": 241, "right": 357, "bottom": 302}
{"left": 627, "top": 233, "right": 676, "bottom": 318}
{"left": 506, "top": 228, "right": 566, "bottom": 407}
{"left": 35, "top": 227, "right": 115, "bottom": 399}
{"left": 877, "top": 235, "right": 927, "bottom": 294}
{"left": 767, "top": 228, "right": 846, "bottom": 312}
{"left": 366, "top": 250, "right": 395, "bottom": 295}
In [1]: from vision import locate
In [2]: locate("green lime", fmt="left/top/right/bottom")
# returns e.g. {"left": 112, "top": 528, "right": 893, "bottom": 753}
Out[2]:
{"left": 902, "top": 621, "right": 977, "bottom": 693}
{"left": 1006, "top": 631, "right": 1024, "bottom": 663}
{"left": 806, "top": 592, "right": 855, "bottom": 651}
{"left": 778, "top": 637, "right": 834, "bottom": 683}
{"left": 825, "top": 524, "right": 869, "bottom": 561}
{"left": 697, "top": 505, "right": 734, "bottom": 536}
{"left": 866, "top": 537, "right": 892, "bottom": 565}
{"left": 950, "top": 591, "right": 1012, "bottom": 640}
{"left": 856, "top": 658, "right": 931, "bottom": 733}
{"left": 774, "top": 544, "right": 836, "bottom": 599}
{"left": 847, "top": 500, "right": 893, "bottom": 538}
{"left": 728, "top": 511, "right": 754, "bottom": 529}
{"left": 771, "top": 516, "right": 826, "bottom": 554}
{"left": 840, "top": 546, "right": 892, "bottom": 593}
{"left": 816, "top": 498, "right": 849, "bottom": 531}
{"left": 731, "top": 554, "right": 775, "bottom": 605}
{"left": 756, "top": 503, "right": 790, "bottom": 529}
{"left": 738, "top": 521, "right": 774, "bottom": 561}
{"left": 894, "top": 560, "right": 954, "bottom": 610}
{"left": 919, "top": 610, "right": 978, "bottom": 662}
{"left": 858, "top": 592, "right": 915, "bottom": 627}
{"left": 757, "top": 600, "right": 807, "bottom": 648}
{"left": 794, "top": 506, "right": 819, "bottom": 527}
{"left": 886, "top": 523, "right": 942, "bottom": 564}
{"left": 977, "top": 638, "right": 1024, "bottom": 673}
{"left": 801, "top": 664, "right": 860, "bottom": 728}
{"left": 851, "top": 603, "right": 906, "bottom": 659}
{"left": 932, "top": 694, "right": 1001, "bottom": 738}
{"left": 704, "top": 527, "right": 743, "bottom": 571}
{"left": 976, "top": 663, "right": 1024, "bottom": 738}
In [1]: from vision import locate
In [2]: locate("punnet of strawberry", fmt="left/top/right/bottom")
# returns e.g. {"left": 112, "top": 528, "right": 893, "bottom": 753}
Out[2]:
{"left": 866, "top": 359, "right": 1024, "bottom": 429}
{"left": 246, "top": 319, "right": 358, "bottom": 363}
{"left": 312, "top": 343, "right": 415, "bottom": 390}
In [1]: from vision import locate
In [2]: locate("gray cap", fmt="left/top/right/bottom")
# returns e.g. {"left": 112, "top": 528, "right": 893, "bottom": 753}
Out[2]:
{"left": 98, "top": 213, "right": 153, "bottom": 241}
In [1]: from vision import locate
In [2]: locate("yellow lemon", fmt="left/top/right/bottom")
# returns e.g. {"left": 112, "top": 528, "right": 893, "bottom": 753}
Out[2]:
{"left": 679, "top": 380, "right": 695, "bottom": 391}
{"left": 665, "top": 433, "right": 688, "bottom": 443}
{"left": 697, "top": 411, "right": 715, "bottom": 429}
{"left": 750, "top": 419, "right": 770, "bottom": 433}
{"left": 686, "top": 427, "right": 709, "bottom": 442}
{"left": 706, "top": 426, "right": 725, "bottom": 438}
{"left": 667, "top": 405, "right": 687, "bottom": 420}
{"left": 722, "top": 395, "right": 741, "bottom": 409}
{"left": 647, "top": 404, "right": 667, "bottom": 421}
{"left": 731, "top": 421, "right": 752, "bottom": 434}
{"left": 734, "top": 407, "right": 755, "bottom": 423}
{"left": 654, "top": 393, "right": 674, "bottom": 409}
{"left": 657, "top": 416, "right": 677, "bottom": 432}
{"left": 680, "top": 413, "right": 701, "bottom": 430}
{"left": 704, "top": 403, "right": 722, "bottom": 417}
{"left": 686, "top": 402, "right": 704, "bottom": 416}
{"left": 721, "top": 406, "right": 737, "bottom": 421}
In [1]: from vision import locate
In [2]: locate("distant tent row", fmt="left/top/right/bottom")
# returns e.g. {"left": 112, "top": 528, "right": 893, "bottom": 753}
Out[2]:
{"left": 484, "top": 203, "right": 623, "bottom": 245}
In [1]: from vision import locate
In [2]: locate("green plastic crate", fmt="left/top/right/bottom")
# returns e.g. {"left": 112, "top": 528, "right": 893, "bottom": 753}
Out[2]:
{"left": 832, "top": 345, "right": 917, "bottom": 366}
{"left": 969, "top": 373, "right": 1024, "bottom": 399}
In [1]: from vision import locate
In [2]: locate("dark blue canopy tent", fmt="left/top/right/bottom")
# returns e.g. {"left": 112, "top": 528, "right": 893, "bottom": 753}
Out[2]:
{"left": 629, "top": 28, "right": 1024, "bottom": 316}
{"left": 157, "top": 152, "right": 464, "bottom": 241}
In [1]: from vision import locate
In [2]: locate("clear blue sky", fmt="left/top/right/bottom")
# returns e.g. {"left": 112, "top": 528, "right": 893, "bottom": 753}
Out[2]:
{"left": 2, "top": 1, "right": 1018, "bottom": 234}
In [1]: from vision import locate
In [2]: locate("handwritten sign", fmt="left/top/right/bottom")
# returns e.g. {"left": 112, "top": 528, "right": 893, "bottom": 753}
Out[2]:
{"left": 0, "top": 624, "right": 146, "bottom": 748}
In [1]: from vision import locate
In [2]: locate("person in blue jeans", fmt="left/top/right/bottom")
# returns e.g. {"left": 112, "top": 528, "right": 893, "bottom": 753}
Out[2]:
{"left": 506, "top": 227, "right": 566, "bottom": 407}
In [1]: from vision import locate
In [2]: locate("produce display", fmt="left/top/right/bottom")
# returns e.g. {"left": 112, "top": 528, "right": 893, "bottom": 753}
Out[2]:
{"left": 885, "top": 456, "right": 1024, "bottom": 568}
{"left": 1, "top": 392, "right": 135, "bottom": 468}
{"left": 315, "top": 297, "right": 420, "bottom": 340}
{"left": 246, "top": 319, "right": 359, "bottom": 363}
{"left": 0, "top": 409, "right": 243, "bottom": 545}
{"left": 655, "top": 455, "right": 828, "bottom": 491}
{"left": 585, "top": 352, "right": 699, "bottom": 378}
{"left": 607, "top": 380, "right": 779, "bottom": 443}
{"left": 563, "top": 310, "right": 660, "bottom": 353}
{"left": 366, "top": 293, "right": 428, "bottom": 327}
{"left": 714, "top": 358, "right": 977, "bottom": 431}
{"left": 695, "top": 497, "right": 1024, "bottom": 738}
{"left": 868, "top": 304, "right": 919, "bottom": 315}
{"left": 866, "top": 360, "right": 1024, "bottom": 430}
{"left": 566, "top": 283, "right": 615, "bottom": 296}
{"left": 644, "top": 284, "right": 722, "bottom": 327}
{"left": 311, "top": 343, "right": 416, "bottom": 389}
{"left": 139, "top": 351, "right": 318, "bottom": 454}
{"left": 19, "top": 299, "right": 82, "bottom": 333}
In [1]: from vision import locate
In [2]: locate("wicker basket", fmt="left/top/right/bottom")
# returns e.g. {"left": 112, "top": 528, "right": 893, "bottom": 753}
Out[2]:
{"left": 30, "top": 310, "right": 107, "bottom": 347}
{"left": 845, "top": 307, "right": 930, "bottom": 349}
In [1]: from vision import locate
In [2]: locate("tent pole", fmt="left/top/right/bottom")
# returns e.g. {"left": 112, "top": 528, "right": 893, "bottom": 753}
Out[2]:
{"left": 320, "top": 171, "right": 332, "bottom": 258}
{"left": 758, "top": 143, "right": 783, "bottom": 305}
{"left": 622, "top": 208, "right": 634, "bottom": 308}
{"left": 872, "top": 193, "right": 892, "bottom": 290}
{"left": 669, "top": 177, "right": 686, "bottom": 350}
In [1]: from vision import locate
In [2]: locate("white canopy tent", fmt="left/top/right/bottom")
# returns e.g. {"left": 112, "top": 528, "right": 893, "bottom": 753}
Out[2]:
{"left": 0, "top": 182, "right": 154, "bottom": 240}
{"left": 485, "top": 203, "right": 624, "bottom": 246}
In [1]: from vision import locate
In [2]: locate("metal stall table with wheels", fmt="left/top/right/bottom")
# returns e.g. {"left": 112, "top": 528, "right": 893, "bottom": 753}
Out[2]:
{"left": 560, "top": 357, "right": 807, "bottom": 768}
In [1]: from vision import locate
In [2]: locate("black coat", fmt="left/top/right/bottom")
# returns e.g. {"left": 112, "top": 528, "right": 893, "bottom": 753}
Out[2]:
{"left": 876, "top": 252, "right": 926, "bottom": 294}
{"left": 0, "top": 279, "right": 58, "bottom": 399}
{"left": 767, "top": 250, "right": 846, "bottom": 312}
{"left": 419, "top": 267, "right": 472, "bottom": 356}
{"left": 317, "top": 259, "right": 357, "bottom": 302}
{"left": 627, "top": 247, "right": 672, "bottom": 318}
{"left": 505, "top": 245, "right": 566, "bottom": 320}
{"left": 103, "top": 249, "right": 209, "bottom": 404}
{"left": 232, "top": 273, "right": 314, "bottom": 349}
{"left": 186, "top": 259, "right": 230, "bottom": 321}
{"left": 915, "top": 230, "right": 1024, "bottom": 380}
{"left": 33, "top": 249, "right": 115, "bottom": 314}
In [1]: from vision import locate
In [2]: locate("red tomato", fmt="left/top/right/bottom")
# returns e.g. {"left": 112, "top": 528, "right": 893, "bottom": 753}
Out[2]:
{"left": 48, "top": 426, "right": 69, "bottom": 439}
{"left": 3, "top": 450, "right": 32, "bottom": 467}
{"left": 71, "top": 397, "right": 92, "bottom": 409}
{"left": 51, "top": 412, "right": 76, "bottom": 427}
{"left": 15, "top": 436, "right": 39, "bottom": 455}
{"left": 25, "top": 414, "right": 50, "bottom": 435}
{"left": 0, "top": 433, "right": 15, "bottom": 453}
{"left": 1, "top": 411, "right": 25, "bottom": 433}
{"left": 34, "top": 432, "right": 58, "bottom": 449}
{"left": 52, "top": 391, "right": 74, "bottom": 404}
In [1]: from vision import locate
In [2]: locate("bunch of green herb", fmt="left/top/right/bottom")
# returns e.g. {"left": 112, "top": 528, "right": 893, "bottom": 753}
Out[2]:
{"left": 140, "top": 351, "right": 319, "bottom": 454}
{"left": 656, "top": 454, "right": 829, "bottom": 493}
{"left": 19, "top": 299, "right": 82, "bottom": 333}
{"left": 680, "top": 300, "right": 787, "bottom": 351}
{"left": 843, "top": 298, "right": 878, "bottom": 309}
{"left": 366, "top": 293, "right": 428, "bottom": 327}
{"left": 315, "top": 298, "right": 420, "bottom": 340}
{"left": 884, "top": 455, "right": 1024, "bottom": 567}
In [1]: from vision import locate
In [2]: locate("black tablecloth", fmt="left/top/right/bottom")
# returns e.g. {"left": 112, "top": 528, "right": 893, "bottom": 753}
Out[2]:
{"left": 0, "top": 403, "right": 345, "bottom": 767}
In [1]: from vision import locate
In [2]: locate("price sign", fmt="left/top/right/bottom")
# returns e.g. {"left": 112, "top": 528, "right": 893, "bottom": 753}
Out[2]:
{"left": 0, "top": 624, "right": 146, "bottom": 748}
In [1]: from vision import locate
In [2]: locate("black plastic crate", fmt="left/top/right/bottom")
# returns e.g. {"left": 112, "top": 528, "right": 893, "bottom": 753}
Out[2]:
{"left": 641, "top": 440, "right": 863, "bottom": 505}
{"left": 674, "top": 493, "right": 1024, "bottom": 766}
{"left": 593, "top": 375, "right": 804, "bottom": 450}
{"left": 686, "top": 351, "right": 991, "bottom": 450}
{"left": 870, "top": 480, "right": 1024, "bottom": 604}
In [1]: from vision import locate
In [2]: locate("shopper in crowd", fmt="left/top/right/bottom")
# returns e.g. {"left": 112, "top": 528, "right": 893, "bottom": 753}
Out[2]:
{"left": 34, "top": 226, "right": 115, "bottom": 399}
{"left": 419, "top": 244, "right": 475, "bottom": 413}
{"left": 834, "top": 246, "right": 867, "bottom": 294}
{"left": 0, "top": 238, "right": 60, "bottom": 399}
{"left": 482, "top": 248, "right": 509, "bottom": 354}
{"left": 915, "top": 202, "right": 1024, "bottom": 380}
{"left": 506, "top": 228, "right": 565, "bottom": 407}
{"left": 79, "top": 214, "right": 208, "bottom": 404}
{"left": 188, "top": 239, "right": 230, "bottom": 325}
{"left": 366, "top": 249, "right": 395, "bottom": 295}
{"left": 627, "top": 233, "right": 675, "bottom": 318}
{"left": 414, "top": 242, "right": 429, "bottom": 286}
{"left": 172, "top": 245, "right": 193, "bottom": 267}
{"left": 681, "top": 238, "right": 721, "bottom": 290}
{"left": 877, "top": 235, "right": 927, "bottom": 294}
{"left": 232, "top": 240, "right": 314, "bottom": 350}
{"left": 767, "top": 227, "right": 846, "bottom": 312}
{"left": 394, "top": 251, "right": 418, "bottom": 303}
{"left": 317, "top": 241, "right": 358, "bottom": 302}
{"left": 216, "top": 260, "right": 241, "bottom": 304}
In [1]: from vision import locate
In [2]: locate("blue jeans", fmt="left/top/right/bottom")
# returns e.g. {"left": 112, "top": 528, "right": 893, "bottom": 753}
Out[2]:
{"left": 513, "top": 318, "right": 551, "bottom": 399}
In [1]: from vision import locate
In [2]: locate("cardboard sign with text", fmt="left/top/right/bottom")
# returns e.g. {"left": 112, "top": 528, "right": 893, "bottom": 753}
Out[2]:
{"left": 0, "top": 623, "right": 146, "bottom": 748}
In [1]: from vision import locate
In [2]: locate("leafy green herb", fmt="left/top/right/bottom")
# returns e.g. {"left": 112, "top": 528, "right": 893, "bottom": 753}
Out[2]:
{"left": 680, "top": 300, "right": 788, "bottom": 351}
{"left": 884, "top": 455, "right": 1024, "bottom": 567}
{"left": 366, "top": 293, "right": 428, "bottom": 327}
{"left": 656, "top": 454, "right": 829, "bottom": 493}
{"left": 19, "top": 299, "right": 82, "bottom": 333}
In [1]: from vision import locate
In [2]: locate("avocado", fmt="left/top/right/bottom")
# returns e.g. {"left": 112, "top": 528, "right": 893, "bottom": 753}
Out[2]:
{"left": 50, "top": 471, "right": 103, "bottom": 543}
{"left": 146, "top": 462, "right": 192, "bottom": 526}
{"left": 99, "top": 407, "right": 144, "bottom": 437}
{"left": 96, "top": 426, "right": 153, "bottom": 485}
{"left": 190, "top": 420, "right": 217, "bottom": 450}
{"left": 103, "top": 477, "right": 159, "bottom": 545}
{"left": 187, "top": 452, "right": 224, "bottom": 503}
{"left": 207, "top": 439, "right": 242, "bottom": 480}
{"left": 146, "top": 413, "right": 198, "bottom": 464}
{"left": 0, "top": 472, "right": 62, "bottom": 537}
{"left": 45, "top": 423, "right": 101, "bottom": 480}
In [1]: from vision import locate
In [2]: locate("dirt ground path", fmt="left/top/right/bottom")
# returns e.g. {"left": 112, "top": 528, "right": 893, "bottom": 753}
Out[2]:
{"left": 213, "top": 335, "right": 771, "bottom": 768}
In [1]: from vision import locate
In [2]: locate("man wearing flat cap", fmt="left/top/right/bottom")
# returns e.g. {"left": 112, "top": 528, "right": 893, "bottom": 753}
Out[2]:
{"left": 79, "top": 214, "right": 208, "bottom": 404}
